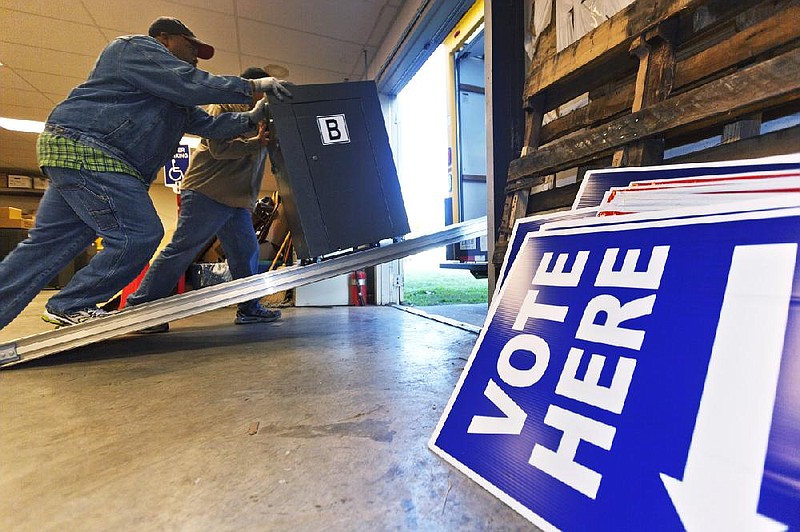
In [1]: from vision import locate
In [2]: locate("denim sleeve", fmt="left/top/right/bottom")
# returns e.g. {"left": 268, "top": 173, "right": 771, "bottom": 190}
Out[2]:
{"left": 119, "top": 36, "right": 252, "bottom": 107}
{"left": 185, "top": 105, "right": 254, "bottom": 141}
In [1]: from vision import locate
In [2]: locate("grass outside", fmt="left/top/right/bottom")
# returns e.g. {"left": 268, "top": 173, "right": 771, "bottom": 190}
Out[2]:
{"left": 402, "top": 267, "right": 488, "bottom": 306}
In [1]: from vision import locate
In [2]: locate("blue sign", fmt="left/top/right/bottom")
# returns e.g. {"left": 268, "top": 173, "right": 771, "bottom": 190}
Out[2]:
{"left": 164, "top": 144, "right": 191, "bottom": 188}
{"left": 498, "top": 208, "right": 599, "bottom": 289}
{"left": 430, "top": 204, "right": 800, "bottom": 530}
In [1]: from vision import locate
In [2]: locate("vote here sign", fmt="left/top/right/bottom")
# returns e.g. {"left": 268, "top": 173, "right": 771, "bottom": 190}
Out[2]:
{"left": 430, "top": 203, "right": 800, "bottom": 531}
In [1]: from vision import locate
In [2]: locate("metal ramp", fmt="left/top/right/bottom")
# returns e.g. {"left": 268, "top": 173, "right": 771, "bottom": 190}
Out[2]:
{"left": 0, "top": 217, "right": 486, "bottom": 368}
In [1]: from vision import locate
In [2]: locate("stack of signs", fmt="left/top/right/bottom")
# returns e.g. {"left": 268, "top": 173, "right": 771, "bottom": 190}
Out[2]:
{"left": 596, "top": 168, "right": 800, "bottom": 216}
{"left": 429, "top": 154, "right": 800, "bottom": 530}
{"left": 571, "top": 154, "right": 800, "bottom": 210}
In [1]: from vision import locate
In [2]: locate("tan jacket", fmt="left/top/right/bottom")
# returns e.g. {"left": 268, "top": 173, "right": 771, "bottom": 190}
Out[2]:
{"left": 180, "top": 103, "right": 267, "bottom": 209}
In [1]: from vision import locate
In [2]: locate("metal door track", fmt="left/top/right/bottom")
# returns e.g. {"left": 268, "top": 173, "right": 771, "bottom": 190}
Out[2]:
{"left": 0, "top": 217, "right": 487, "bottom": 367}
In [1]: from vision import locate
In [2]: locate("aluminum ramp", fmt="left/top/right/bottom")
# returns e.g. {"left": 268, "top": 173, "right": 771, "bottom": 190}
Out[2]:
{"left": 0, "top": 217, "right": 486, "bottom": 368}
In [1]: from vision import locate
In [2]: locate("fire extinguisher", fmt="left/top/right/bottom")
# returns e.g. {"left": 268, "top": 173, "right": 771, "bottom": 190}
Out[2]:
{"left": 349, "top": 270, "right": 367, "bottom": 306}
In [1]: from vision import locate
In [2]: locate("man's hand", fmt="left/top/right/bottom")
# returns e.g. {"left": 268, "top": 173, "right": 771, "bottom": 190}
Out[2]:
{"left": 251, "top": 77, "right": 292, "bottom": 101}
{"left": 245, "top": 96, "right": 269, "bottom": 127}
{"left": 256, "top": 121, "right": 269, "bottom": 145}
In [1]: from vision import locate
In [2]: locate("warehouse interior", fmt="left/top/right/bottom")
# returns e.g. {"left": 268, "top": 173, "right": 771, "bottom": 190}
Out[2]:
{"left": 0, "top": 0, "right": 524, "bottom": 529}
{"left": 2, "top": 0, "right": 799, "bottom": 530}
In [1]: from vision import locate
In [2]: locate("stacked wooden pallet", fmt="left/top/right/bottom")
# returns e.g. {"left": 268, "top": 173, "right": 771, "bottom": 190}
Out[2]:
{"left": 493, "top": 0, "right": 800, "bottom": 272}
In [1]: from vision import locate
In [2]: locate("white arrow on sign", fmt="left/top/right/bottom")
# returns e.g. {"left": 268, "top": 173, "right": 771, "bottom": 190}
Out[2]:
{"left": 660, "top": 243, "right": 796, "bottom": 531}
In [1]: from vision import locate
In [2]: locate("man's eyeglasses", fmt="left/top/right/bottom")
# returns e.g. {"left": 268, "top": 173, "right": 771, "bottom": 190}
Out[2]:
{"left": 162, "top": 33, "right": 198, "bottom": 54}
{"left": 177, "top": 34, "right": 199, "bottom": 53}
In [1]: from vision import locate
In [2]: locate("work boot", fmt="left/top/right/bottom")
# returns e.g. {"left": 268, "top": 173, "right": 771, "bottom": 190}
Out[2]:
{"left": 235, "top": 303, "right": 281, "bottom": 325}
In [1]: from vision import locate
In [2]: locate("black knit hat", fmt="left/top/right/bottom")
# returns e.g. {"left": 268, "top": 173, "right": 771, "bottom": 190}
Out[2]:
{"left": 148, "top": 17, "right": 214, "bottom": 60}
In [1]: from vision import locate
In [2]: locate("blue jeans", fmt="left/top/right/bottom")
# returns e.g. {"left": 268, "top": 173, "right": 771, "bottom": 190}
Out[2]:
{"left": 126, "top": 189, "right": 261, "bottom": 311}
{"left": 0, "top": 166, "right": 163, "bottom": 329}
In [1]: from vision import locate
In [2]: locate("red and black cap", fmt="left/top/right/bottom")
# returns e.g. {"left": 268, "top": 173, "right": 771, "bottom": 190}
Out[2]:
{"left": 148, "top": 17, "right": 215, "bottom": 60}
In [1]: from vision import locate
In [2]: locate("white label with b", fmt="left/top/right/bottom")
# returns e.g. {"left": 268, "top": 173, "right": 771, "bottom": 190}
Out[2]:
{"left": 316, "top": 114, "right": 350, "bottom": 145}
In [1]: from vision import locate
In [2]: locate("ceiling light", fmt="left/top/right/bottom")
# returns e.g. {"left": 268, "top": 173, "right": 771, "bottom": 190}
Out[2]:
{"left": 265, "top": 64, "right": 289, "bottom": 78}
{"left": 0, "top": 117, "right": 200, "bottom": 148}
{"left": 0, "top": 117, "right": 45, "bottom": 133}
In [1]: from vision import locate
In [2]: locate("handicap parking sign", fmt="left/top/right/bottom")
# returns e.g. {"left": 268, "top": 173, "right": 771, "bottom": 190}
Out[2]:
{"left": 164, "top": 144, "right": 191, "bottom": 189}
{"left": 430, "top": 203, "right": 800, "bottom": 530}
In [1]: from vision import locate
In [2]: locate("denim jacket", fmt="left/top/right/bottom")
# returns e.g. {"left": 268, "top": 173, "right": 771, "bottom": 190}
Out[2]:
{"left": 45, "top": 35, "right": 255, "bottom": 184}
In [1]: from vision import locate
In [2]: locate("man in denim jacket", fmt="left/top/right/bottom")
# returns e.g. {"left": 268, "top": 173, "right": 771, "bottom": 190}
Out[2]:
{"left": 0, "top": 17, "right": 291, "bottom": 329}
{"left": 127, "top": 67, "right": 282, "bottom": 333}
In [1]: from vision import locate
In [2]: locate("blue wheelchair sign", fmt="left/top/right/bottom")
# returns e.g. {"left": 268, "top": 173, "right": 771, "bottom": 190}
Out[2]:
{"left": 430, "top": 203, "right": 800, "bottom": 531}
{"left": 164, "top": 144, "right": 191, "bottom": 188}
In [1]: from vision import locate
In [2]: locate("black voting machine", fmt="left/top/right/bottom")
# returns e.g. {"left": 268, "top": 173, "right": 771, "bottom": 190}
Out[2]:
{"left": 266, "top": 81, "right": 410, "bottom": 260}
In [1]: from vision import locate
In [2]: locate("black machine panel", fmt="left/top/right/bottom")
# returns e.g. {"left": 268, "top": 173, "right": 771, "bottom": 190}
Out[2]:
{"left": 267, "top": 81, "right": 410, "bottom": 259}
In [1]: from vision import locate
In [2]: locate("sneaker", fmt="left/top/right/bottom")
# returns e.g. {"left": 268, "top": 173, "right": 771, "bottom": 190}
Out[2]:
{"left": 42, "top": 307, "right": 108, "bottom": 327}
{"left": 136, "top": 322, "right": 170, "bottom": 334}
{"left": 235, "top": 304, "right": 281, "bottom": 325}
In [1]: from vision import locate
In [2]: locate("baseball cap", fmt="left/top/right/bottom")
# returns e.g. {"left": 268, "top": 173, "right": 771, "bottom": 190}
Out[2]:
{"left": 148, "top": 17, "right": 215, "bottom": 60}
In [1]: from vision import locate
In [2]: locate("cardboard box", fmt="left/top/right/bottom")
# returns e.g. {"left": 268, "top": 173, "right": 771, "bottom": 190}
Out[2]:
{"left": 0, "top": 207, "right": 22, "bottom": 220}
{"left": 295, "top": 274, "right": 350, "bottom": 306}
{"left": 33, "top": 177, "right": 48, "bottom": 190}
{"left": 7, "top": 175, "right": 33, "bottom": 189}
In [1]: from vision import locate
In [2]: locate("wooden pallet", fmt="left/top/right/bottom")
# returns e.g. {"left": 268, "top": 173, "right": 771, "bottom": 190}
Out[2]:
{"left": 493, "top": 0, "right": 800, "bottom": 271}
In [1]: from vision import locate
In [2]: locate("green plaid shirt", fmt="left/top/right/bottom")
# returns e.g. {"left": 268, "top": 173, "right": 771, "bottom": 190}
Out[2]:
{"left": 37, "top": 131, "right": 142, "bottom": 180}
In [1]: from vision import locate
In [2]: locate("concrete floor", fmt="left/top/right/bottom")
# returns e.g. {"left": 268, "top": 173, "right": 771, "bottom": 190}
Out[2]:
{"left": 0, "top": 294, "right": 533, "bottom": 531}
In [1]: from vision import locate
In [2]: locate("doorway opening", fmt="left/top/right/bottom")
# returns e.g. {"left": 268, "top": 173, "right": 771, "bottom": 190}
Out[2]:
{"left": 394, "top": 5, "right": 488, "bottom": 310}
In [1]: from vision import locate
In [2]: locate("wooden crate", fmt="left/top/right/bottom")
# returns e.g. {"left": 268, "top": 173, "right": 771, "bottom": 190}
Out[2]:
{"left": 493, "top": 0, "right": 800, "bottom": 271}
